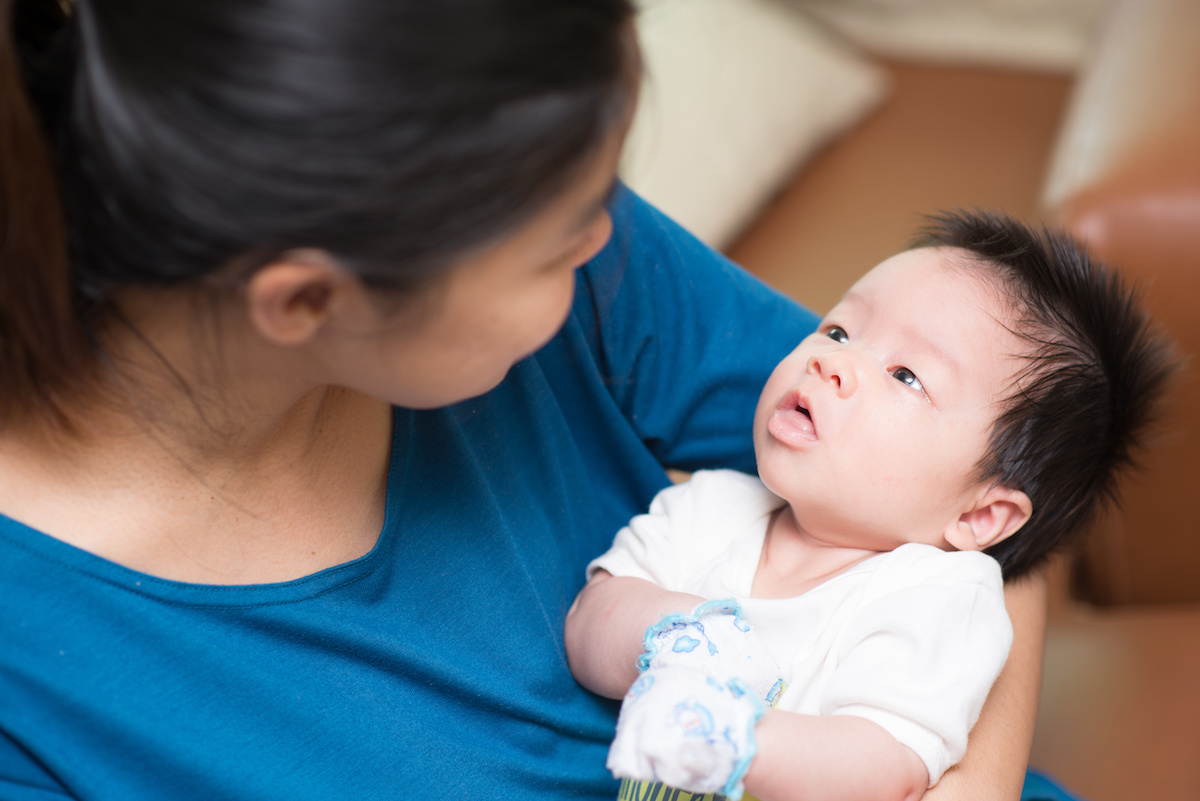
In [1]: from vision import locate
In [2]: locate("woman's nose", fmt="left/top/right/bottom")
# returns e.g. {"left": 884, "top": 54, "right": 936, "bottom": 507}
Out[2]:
{"left": 807, "top": 350, "right": 857, "bottom": 396}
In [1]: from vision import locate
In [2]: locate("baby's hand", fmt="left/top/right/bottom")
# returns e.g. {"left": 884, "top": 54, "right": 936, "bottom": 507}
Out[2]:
{"left": 638, "top": 599, "right": 785, "bottom": 706}
{"left": 608, "top": 665, "right": 763, "bottom": 800}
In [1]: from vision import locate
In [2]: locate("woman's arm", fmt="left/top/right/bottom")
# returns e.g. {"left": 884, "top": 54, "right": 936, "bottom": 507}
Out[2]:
{"left": 564, "top": 571, "right": 704, "bottom": 699}
{"left": 922, "top": 570, "right": 1048, "bottom": 801}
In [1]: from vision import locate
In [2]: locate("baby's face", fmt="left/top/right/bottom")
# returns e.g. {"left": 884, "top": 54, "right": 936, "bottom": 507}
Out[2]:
{"left": 753, "top": 246, "right": 1024, "bottom": 551}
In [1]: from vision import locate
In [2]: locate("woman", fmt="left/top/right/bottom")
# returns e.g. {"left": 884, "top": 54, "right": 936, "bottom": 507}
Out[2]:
{"left": 0, "top": 0, "right": 1046, "bottom": 798}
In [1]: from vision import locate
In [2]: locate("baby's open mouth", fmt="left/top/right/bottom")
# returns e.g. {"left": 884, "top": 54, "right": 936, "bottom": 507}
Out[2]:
{"left": 789, "top": 392, "right": 812, "bottom": 420}
{"left": 768, "top": 391, "right": 817, "bottom": 444}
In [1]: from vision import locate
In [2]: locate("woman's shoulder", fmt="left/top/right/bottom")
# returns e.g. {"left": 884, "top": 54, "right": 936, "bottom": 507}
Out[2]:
{"left": 575, "top": 183, "right": 816, "bottom": 341}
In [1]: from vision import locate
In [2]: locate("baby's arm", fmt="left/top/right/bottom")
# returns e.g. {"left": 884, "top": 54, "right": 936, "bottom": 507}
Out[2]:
{"left": 566, "top": 473, "right": 719, "bottom": 699}
{"left": 564, "top": 569, "right": 704, "bottom": 699}
{"left": 922, "top": 571, "right": 1048, "bottom": 801}
{"left": 747, "top": 553, "right": 1020, "bottom": 801}
{"left": 568, "top": 572, "right": 929, "bottom": 801}
{"left": 741, "top": 572, "right": 1045, "bottom": 801}
{"left": 746, "top": 709, "right": 928, "bottom": 801}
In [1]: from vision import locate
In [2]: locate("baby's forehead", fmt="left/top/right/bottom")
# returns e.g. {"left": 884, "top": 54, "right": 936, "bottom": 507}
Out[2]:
{"left": 846, "top": 246, "right": 1012, "bottom": 309}
{"left": 840, "top": 246, "right": 1030, "bottom": 385}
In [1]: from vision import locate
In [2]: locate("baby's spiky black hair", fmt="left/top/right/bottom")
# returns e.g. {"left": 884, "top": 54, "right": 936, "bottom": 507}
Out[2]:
{"left": 912, "top": 209, "right": 1177, "bottom": 580}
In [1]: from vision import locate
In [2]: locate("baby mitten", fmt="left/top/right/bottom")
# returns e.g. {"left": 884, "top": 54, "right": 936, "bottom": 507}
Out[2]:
{"left": 607, "top": 665, "right": 764, "bottom": 800}
{"left": 638, "top": 599, "right": 785, "bottom": 706}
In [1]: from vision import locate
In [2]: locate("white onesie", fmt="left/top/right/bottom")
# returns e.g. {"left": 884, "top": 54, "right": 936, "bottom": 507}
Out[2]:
{"left": 588, "top": 469, "right": 1013, "bottom": 785}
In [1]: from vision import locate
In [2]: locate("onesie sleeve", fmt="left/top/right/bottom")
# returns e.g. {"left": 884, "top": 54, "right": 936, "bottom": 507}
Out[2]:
{"left": 820, "top": 548, "right": 1013, "bottom": 786}
{"left": 586, "top": 470, "right": 774, "bottom": 591}
{"left": 586, "top": 476, "right": 700, "bottom": 588}
{"left": 574, "top": 184, "right": 820, "bottom": 474}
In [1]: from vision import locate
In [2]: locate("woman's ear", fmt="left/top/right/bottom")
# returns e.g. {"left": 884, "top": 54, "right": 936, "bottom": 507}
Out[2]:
{"left": 945, "top": 484, "right": 1033, "bottom": 552}
{"left": 245, "top": 251, "right": 349, "bottom": 346}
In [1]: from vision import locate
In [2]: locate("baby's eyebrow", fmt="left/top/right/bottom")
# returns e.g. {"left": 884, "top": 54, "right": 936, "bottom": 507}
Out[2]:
{"left": 901, "top": 324, "right": 963, "bottom": 378}
{"left": 826, "top": 291, "right": 864, "bottom": 320}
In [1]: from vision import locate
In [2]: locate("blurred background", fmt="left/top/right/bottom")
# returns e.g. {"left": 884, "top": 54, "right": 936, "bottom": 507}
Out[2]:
{"left": 619, "top": 1, "right": 1200, "bottom": 799}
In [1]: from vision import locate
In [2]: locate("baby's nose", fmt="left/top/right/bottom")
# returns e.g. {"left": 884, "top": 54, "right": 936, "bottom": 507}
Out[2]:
{"left": 807, "top": 351, "right": 857, "bottom": 396}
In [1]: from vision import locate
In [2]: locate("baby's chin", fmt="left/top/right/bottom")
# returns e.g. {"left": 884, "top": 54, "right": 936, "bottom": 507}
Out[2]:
{"left": 753, "top": 457, "right": 794, "bottom": 505}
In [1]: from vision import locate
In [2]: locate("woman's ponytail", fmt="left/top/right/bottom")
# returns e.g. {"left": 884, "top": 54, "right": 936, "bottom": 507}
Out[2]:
{"left": 0, "top": 0, "right": 91, "bottom": 428}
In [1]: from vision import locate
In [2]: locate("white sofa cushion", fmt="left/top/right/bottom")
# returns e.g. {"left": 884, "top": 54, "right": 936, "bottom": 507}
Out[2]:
{"left": 621, "top": 0, "right": 888, "bottom": 250}
{"left": 782, "top": 0, "right": 1106, "bottom": 72}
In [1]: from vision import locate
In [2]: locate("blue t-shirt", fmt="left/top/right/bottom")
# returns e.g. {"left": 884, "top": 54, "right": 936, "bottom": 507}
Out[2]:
{"left": 0, "top": 186, "right": 818, "bottom": 800}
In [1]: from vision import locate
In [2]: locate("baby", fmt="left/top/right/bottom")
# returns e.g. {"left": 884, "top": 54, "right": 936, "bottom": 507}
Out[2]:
{"left": 565, "top": 210, "right": 1175, "bottom": 801}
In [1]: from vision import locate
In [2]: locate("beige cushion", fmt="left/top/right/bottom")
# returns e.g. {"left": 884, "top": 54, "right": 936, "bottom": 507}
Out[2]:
{"left": 621, "top": 0, "right": 888, "bottom": 250}
{"left": 781, "top": 0, "right": 1106, "bottom": 71}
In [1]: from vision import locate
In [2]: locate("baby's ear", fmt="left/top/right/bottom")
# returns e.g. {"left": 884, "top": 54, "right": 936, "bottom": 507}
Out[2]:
{"left": 945, "top": 485, "right": 1032, "bottom": 552}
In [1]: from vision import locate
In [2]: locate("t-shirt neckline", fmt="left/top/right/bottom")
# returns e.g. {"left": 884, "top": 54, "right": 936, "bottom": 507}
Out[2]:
{"left": 0, "top": 408, "right": 404, "bottom": 608}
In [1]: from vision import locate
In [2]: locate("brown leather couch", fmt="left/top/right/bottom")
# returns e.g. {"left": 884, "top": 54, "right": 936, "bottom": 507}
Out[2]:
{"left": 1042, "top": 0, "right": 1200, "bottom": 608}
{"left": 730, "top": 0, "right": 1200, "bottom": 797}
{"left": 1029, "top": 1, "right": 1200, "bottom": 798}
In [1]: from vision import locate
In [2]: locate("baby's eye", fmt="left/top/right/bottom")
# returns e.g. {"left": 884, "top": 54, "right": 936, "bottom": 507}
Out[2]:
{"left": 825, "top": 325, "right": 849, "bottom": 344}
{"left": 890, "top": 367, "right": 924, "bottom": 393}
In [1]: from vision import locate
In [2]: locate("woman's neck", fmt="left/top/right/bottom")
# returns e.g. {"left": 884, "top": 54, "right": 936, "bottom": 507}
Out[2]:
{"left": 0, "top": 288, "right": 393, "bottom": 584}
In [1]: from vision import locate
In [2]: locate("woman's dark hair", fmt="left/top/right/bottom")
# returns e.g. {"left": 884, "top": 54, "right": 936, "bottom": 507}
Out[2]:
{"left": 912, "top": 210, "right": 1177, "bottom": 580}
{"left": 1, "top": 0, "right": 636, "bottom": 426}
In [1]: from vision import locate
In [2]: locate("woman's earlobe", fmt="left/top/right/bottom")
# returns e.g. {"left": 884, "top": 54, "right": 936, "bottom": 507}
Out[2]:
{"left": 245, "top": 252, "right": 347, "bottom": 346}
{"left": 946, "top": 485, "right": 1033, "bottom": 552}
